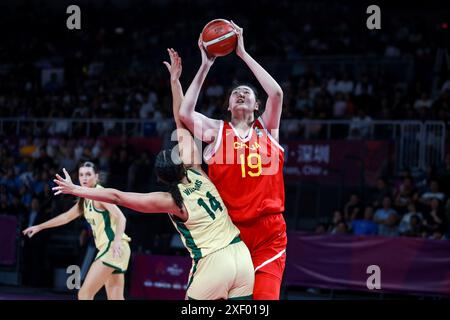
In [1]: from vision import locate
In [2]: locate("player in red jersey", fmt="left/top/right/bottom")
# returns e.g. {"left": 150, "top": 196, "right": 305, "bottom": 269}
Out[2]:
{"left": 180, "top": 21, "right": 286, "bottom": 300}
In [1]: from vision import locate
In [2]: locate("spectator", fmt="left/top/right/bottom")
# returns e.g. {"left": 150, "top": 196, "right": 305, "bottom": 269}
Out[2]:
{"left": 394, "top": 176, "right": 418, "bottom": 214}
{"left": 371, "top": 178, "right": 392, "bottom": 208}
{"left": 59, "top": 147, "right": 77, "bottom": 172}
{"left": 1, "top": 168, "right": 22, "bottom": 192}
{"left": 335, "top": 73, "right": 354, "bottom": 94}
{"left": 333, "top": 221, "right": 349, "bottom": 235}
{"left": 348, "top": 109, "right": 373, "bottom": 139}
{"left": 343, "top": 193, "right": 364, "bottom": 220}
{"left": 419, "top": 179, "right": 445, "bottom": 205}
{"left": 429, "top": 229, "right": 447, "bottom": 240}
{"left": 295, "top": 89, "right": 313, "bottom": 114}
{"left": 374, "top": 196, "right": 399, "bottom": 236}
{"left": 332, "top": 92, "right": 347, "bottom": 118}
{"left": 398, "top": 203, "right": 423, "bottom": 236}
{"left": 416, "top": 165, "right": 438, "bottom": 193}
{"left": 20, "top": 136, "right": 37, "bottom": 157}
{"left": 139, "top": 96, "right": 155, "bottom": 119}
{"left": 438, "top": 154, "right": 450, "bottom": 195}
{"left": 9, "top": 195, "right": 28, "bottom": 219}
{"left": 34, "top": 146, "right": 55, "bottom": 171}
{"left": 315, "top": 223, "right": 327, "bottom": 234}
{"left": 423, "top": 198, "right": 447, "bottom": 236}
{"left": 354, "top": 75, "right": 373, "bottom": 96}
{"left": 407, "top": 214, "right": 424, "bottom": 238}
{"left": 20, "top": 186, "right": 33, "bottom": 209}
{"left": 328, "top": 209, "right": 347, "bottom": 234}
{"left": 414, "top": 92, "right": 432, "bottom": 109}
{"left": 351, "top": 206, "right": 379, "bottom": 236}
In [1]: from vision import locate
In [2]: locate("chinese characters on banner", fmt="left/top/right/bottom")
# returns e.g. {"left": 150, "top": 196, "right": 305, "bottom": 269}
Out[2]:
{"left": 283, "top": 141, "right": 391, "bottom": 186}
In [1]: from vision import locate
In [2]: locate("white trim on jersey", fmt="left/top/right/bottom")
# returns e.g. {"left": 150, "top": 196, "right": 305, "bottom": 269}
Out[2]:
{"left": 203, "top": 120, "right": 224, "bottom": 162}
{"left": 254, "top": 249, "right": 286, "bottom": 272}
{"left": 257, "top": 117, "right": 285, "bottom": 152}
{"left": 229, "top": 122, "right": 254, "bottom": 142}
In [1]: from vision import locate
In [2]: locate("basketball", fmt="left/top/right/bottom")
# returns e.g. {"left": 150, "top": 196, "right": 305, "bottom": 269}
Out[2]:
{"left": 201, "top": 19, "right": 237, "bottom": 57}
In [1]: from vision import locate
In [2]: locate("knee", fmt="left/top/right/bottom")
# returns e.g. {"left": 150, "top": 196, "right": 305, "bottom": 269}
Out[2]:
{"left": 78, "top": 287, "right": 93, "bottom": 300}
{"left": 108, "top": 287, "right": 124, "bottom": 300}
{"left": 106, "top": 284, "right": 124, "bottom": 300}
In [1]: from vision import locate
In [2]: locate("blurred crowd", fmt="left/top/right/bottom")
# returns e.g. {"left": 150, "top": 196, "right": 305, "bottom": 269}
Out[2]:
{"left": 318, "top": 159, "right": 450, "bottom": 240}
{"left": 1, "top": 133, "right": 449, "bottom": 241}
{"left": 0, "top": 135, "right": 156, "bottom": 228}
{"left": 0, "top": 0, "right": 449, "bottom": 128}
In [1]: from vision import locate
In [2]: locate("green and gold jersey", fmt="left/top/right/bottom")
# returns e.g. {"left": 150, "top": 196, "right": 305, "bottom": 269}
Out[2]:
{"left": 83, "top": 185, "right": 131, "bottom": 249}
{"left": 170, "top": 169, "right": 240, "bottom": 260}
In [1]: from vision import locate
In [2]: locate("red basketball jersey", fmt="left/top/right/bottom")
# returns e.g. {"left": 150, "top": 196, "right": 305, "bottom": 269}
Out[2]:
{"left": 205, "top": 118, "right": 285, "bottom": 223}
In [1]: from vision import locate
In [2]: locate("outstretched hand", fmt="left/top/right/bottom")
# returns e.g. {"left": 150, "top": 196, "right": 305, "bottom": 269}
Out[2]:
{"left": 198, "top": 34, "right": 216, "bottom": 67}
{"left": 230, "top": 20, "right": 246, "bottom": 58}
{"left": 23, "top": 225, "right": 41, "bottom": 238}
{"left": 163, "top": 48, "right": 182, "bottom": 82}
{"left": 52, "top": 168, "right": 77, "bottom": 196}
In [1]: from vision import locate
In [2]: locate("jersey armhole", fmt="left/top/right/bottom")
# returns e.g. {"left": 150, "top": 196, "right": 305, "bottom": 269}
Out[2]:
{"left": 257, "top": 117, "right": 285, "bottom": 152}
{"left": 203, "top": 120, "right": 224, "bottom": 162}
{"left": 92, "top": 201, "right": 108, "bottom": 214}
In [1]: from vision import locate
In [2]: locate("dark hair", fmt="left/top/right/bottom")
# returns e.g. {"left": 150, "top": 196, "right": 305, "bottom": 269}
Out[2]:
{"left": 154, "top": 149, "right": 186, "bottom": 210}
{"left": 77, "top": 161, "right": 98, "bottom": 214}
{"left": 223, "top": 83, "right": 263, "bottom": 124}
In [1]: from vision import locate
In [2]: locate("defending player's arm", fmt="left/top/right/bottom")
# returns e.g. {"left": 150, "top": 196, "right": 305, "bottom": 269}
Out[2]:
{"left": 163, "top": 48, "right": 201, "bottom": 169}
{"left": 179, "top": 36, "right": 221, "bottom": 144}
{"left": 231, "top": 21, "right": 283, "bottom": 140}
{"left": 53, "top": 169, "right": 182, "bottom": 216}
{"left": 22, "top": 203, "right": 80, "bottom": 238}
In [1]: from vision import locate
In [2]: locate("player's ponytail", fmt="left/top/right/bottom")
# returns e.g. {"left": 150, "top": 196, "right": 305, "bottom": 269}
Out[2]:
{"left": 168, "top": 182, "right": 184, "bottom": 210}
{"left": 154, "top": 149, "right": 186, "bottom": 210}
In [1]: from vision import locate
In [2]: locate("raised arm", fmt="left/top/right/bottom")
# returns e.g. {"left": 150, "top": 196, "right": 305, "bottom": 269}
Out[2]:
{"left": 179, "top": 36, "right": 222, "bottom": 144}
{"left": 163, "top": 48, "right": 201, "bottom": 168}
{"left": 231, "top": 21, "right": 283, "bottom": 140}
{"left": 53, "top": 169, "right": 181, "bottom": 216}
{"left": 23, "top": 203, "right": 80, "bottom": 238}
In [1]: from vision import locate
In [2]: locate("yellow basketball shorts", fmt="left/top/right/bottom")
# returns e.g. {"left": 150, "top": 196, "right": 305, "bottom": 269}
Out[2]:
{"left": 95, "top": 240, "right": 131, "bottom": 274}
{"left": 187, "top": 237, "right": 254, "bottom": 300}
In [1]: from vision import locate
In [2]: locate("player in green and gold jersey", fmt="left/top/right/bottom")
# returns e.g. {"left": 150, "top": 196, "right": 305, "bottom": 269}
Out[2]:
{"left": 23, "top": 161, "right": 131, "bottom": 300}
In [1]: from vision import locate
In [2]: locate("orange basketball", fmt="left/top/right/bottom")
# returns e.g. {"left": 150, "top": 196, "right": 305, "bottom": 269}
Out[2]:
{"left": 201, "top": 19, "right": 237, "bottom": 57}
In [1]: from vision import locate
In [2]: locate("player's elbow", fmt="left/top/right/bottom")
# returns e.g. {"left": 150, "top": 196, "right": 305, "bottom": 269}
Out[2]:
{"left": 179, "top": 109, "right": 192, "bottom": 127}
{"left": 179, "top": 111, "right": 188, "bottom": 123}
{"left": 268, "top": 88, "right": 283, "bottom": 103}
{"left": 179, "top": 106, "right": 190, "bottom": 121}
{"left": 274, "top": 88, "right": 283, "bottom": 99}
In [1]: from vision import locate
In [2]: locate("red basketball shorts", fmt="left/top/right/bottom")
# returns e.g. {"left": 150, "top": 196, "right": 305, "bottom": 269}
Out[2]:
{"left": 235, "top": 213, "right": 287, "bottom": 300}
